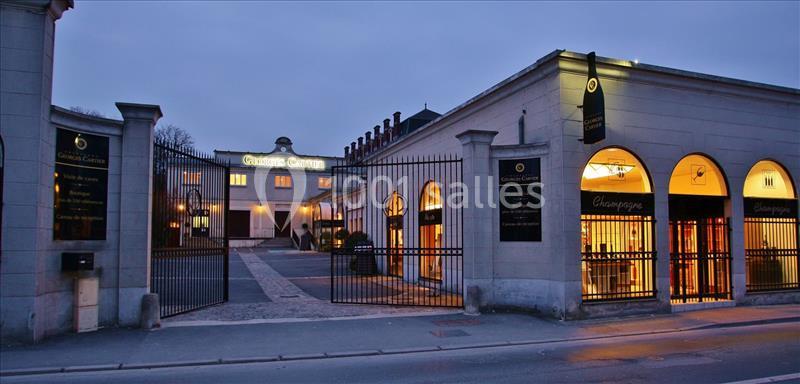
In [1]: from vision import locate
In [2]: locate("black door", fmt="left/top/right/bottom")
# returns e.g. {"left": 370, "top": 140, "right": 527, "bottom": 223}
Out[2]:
{"left": 275, "top": 211, "right": 291, "bottom": 238}
{"left": 228, "top": 210, "right": 251, "bottom": 238}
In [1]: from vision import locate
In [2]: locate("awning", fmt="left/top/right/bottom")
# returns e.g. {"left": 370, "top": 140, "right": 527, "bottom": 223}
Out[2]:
{"left": 317, "top": 202, "right": 332, "bottom": 220}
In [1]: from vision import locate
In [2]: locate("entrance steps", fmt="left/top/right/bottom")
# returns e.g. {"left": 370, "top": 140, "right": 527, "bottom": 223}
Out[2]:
{"left": 256, "top": 237, "right": 293, "bottom": 249}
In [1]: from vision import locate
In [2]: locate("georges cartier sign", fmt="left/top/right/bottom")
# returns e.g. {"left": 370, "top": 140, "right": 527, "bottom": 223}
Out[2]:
{"left": 582, "top": 52, "right": 606, "bottom": 145}
{"left": 54, "top": 129, "right": 109, "bottom": 240}
{"left": 242, "top": 154, "right": 325, "bottom": 170}
{"left": 499, "top": 158, "right": 542, "bottom": 242}
{"left": 581, "top": 191, "right": 654, "bottom": 216}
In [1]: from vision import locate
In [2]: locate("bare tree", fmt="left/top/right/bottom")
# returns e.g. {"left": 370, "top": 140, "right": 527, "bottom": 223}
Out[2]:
{"left": 69, "top": 106, "right": 107, "bottom": 118}
{"left": 155, "top": 123, "right": 195, "bottom": 150}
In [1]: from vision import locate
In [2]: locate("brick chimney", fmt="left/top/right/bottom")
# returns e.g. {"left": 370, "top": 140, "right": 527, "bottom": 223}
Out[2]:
{"left": 364, "top": 132, "right": 372, "bottom": 155}
{"left": 350, "top": 141, "right": 356, "bottom": 161}
{"left": 357, "top": 137, "right": 364, "bottom": 159}
{"left": 373, "top": 125, "right": 381, "bottom": 149}
{"left": 344, "top": 146, "right": 350, "bottom": 161}
{"left": 383, "top": 118, "right": 391, "bottom": 142}
{"left": 392, "top": 111, "right": 401, "bottom": 138}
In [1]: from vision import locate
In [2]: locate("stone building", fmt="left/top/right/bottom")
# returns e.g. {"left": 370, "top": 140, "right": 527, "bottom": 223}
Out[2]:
{"left": 340, "top": 50, "right": 799, "bottom": 318}
{"left": 213, "top": 137, "right": 341, "bottom": 248}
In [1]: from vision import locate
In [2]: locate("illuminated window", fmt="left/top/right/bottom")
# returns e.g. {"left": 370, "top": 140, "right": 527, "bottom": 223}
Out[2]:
{"left": 743, "top": 160, "right": 798, "bottom": 292}
{"left": 386, "top": 192, "right": 404, "bottom": 277}
{"left": 318, "top": 176, "right": 332, "bottom": 189}
{"left": 275, "top": 175, "right": 292, "bottom": 188}
{"left": 743, "top": 160, "right": 795, "bottom": 199}
{"left": 230, "top": 173, "right": 247, "bottom": 186}
{"left": 668, "top": 154, "right": 731, "bottom": 303}
{"left": 192, "top": 215, "right": 209, "bottom": 229}
{"left": 420, "top": 182, "right": 443, "bottom": 281}
{"left": 183, "top": 172, "right": 201, "bottom": 185}
{"left": 581, "top": 147, "right": 656, "bottom": 301}
{"left": 581, "top": 147, "right": 651, "bottom": 193}
{"left": 668, "top": 154, "right": 727, "bottom": 196}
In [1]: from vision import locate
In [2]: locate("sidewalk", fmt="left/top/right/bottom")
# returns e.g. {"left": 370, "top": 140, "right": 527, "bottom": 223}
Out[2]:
{"left": 1, "top": 305, "right": 798, "bottom": 376}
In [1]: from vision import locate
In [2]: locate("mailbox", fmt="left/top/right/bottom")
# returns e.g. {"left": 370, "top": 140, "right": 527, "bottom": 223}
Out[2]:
{"left": 62, "top": 252, "right": 94, "bottom": 271}
{"left": 353, "top": 242, "right": 376, "bottom": 274}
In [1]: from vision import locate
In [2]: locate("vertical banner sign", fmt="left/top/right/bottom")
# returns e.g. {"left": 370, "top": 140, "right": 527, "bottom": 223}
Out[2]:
{"left": 54, "top": 129, "right": 109, "bottom": 240}
{"left": 499, "top": 158, "right": 542, "bottom": 242}
{"left": 582, "top": 52, "right": 605, "bottom": 144}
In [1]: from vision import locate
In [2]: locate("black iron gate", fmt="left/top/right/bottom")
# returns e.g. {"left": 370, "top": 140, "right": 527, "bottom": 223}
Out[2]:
{"left": 331, "top": 155, "right": 463, "bottom": 307}
{"left": 670, "top": 218, "right": 732, "bottom": 303}
{"left": 151, "top": 141, "right": 230, "bottom": 317}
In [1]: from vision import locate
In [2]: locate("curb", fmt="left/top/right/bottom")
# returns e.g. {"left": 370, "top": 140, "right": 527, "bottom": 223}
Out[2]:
{"left": 2, "top": 315, "right": 798, "bottom": 377}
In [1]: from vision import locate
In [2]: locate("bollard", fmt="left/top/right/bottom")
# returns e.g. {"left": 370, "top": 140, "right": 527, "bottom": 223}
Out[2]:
{"left": 140, "top": 293, "right": 161, "bottom": 329}
{"left": 465, "top": 285, "right": 481, "bottom": 316}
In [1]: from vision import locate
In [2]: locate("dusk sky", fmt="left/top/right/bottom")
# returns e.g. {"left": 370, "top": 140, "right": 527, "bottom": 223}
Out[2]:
{"left": 53, "top": 1, "right": 799, "bottom": 156}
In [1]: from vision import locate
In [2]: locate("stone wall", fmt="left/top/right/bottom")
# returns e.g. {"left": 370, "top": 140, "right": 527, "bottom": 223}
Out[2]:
{"left": 358, "top": 50, "right": 800, "bottom": 319}
{"left": 1, "top": 0, "right": 162, "bottom": 342}
{"left": 556, "top": 52, "right": 800, "bottom": 318}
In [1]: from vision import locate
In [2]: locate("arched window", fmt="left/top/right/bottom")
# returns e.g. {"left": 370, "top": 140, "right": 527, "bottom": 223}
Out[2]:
{"left": 385, "top": 192, "right": 405, "bottom": 277}
{"left": 420, "top": 181, "right": 443, "bottom": 281}
{"left": 742, "top": 160, "right": 798, "bottom": 292}
{"left": 668, "top": 153, "right": 731, "bottom": 303}
{"left": 580, "top": 147, "right": 655, "bottom": 301}
{"left": 744, "top": 160, "right": 795, "bottom": 199}
{"left": 669, "top": 154, "right": 728, "bottom": 197}
{"left": 581, "top": 147, "right": 651, "bottom": 193}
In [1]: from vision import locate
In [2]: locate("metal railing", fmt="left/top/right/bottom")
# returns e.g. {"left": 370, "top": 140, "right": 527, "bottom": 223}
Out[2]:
{"left": 151, "top": 247, "right": 227, "bottom": 317}
{"left": 151, "top": 141, "right": 230, "bottom": 317}
{"left": 331, "top": 155, "right": 463, "bottom": 308}
{"left": 670, "top": 218, "right": 732, "bottom": 303}
{"left": 581, "top": 215, "right": 657, "bottom": 301}
{"left": 745, "top": 217, "right": 799, "bottom": 292}
{"left": 331, "top": 247, "right": 463, "bottom": 307}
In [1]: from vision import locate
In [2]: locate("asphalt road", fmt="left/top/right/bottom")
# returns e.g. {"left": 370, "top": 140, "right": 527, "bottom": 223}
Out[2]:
{"left": 5, "top": 322, "right": 798, "bottom": 384}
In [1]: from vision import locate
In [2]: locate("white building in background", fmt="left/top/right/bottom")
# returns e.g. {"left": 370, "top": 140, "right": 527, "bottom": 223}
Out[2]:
{"left": 214, "top": 137, "right": 341, "bottom": 247}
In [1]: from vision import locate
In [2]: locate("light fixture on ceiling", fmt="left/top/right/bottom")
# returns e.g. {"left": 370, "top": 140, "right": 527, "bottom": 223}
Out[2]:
{"left": 583, "top": 162, "right": 635, "bottom": 180}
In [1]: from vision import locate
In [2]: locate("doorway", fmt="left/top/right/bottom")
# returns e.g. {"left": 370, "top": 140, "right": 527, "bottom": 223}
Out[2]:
{"left": 668, "top": 154, "right": 731, "bottom": 303}
{"left": 274, "top": 210, "right": 291, "bottom": 238}
{"left": 669, "top": 196, "right": 731, "bottom": 303}
{"left": 420, "top": 181, "right": 443, "bottom": 281}
{"left": 387, "top": 217, "right": 403, "bottom": 277}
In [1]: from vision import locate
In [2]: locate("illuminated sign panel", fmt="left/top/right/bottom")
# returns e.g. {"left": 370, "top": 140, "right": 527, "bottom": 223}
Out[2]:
{"left": 241, "top": 154, "right": 325, "bottom": 170}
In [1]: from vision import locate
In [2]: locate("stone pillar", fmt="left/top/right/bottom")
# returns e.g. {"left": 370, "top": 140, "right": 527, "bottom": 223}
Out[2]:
{"left": 729, "top": 181, "right": 747, "bottom": 302}
{"left": 0, "top": 0, "right": 72, "bottom": 342}
{"left": 115, "top": 102, "right": 161, "bottom": 326}
{"left": 456, "top": 130, "right": 497, "bottom": 313}
{"left": 653, "top": 178, "right": 672, "bottom": 308}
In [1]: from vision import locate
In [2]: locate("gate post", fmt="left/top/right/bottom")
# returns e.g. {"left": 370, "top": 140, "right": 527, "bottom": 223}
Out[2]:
{"left": 457, "top": 130, "right": 498, "bottom": 313}
{"left": 115, "top": 103, "right": 162, "bottom": 326}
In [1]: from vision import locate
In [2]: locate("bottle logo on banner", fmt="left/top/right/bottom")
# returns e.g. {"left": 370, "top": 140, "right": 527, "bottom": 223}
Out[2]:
{"left": 582, "top": 51, "right": 606, "bottom": 144}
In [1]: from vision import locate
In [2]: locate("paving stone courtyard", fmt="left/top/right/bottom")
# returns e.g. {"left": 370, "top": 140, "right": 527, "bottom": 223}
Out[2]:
{"left": 164, "top": 248, "right": 458, "bottom": 324}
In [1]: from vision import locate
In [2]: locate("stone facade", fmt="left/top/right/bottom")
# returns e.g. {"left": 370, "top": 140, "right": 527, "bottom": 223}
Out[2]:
{"left": 1, "top": 0, "right": 162, "bottom": 342}
{"left": 214, "top": 138, "right": 341, "bottom": 247}
{"left": 354, "top": 50, "right": 800, "bottom": 319}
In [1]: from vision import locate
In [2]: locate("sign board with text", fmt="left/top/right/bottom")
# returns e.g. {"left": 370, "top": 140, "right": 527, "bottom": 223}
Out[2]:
{"left": 743, "top": 198, "right": 798, "bottom": 219}
{"left": 54, "top": 129, "right": 109, "bottom": 240}
{"left": 580, "top": 191, "right": 654, "bottom": 216}
{"left": 499, "top": 158, "right": 542, "bottom": 242}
